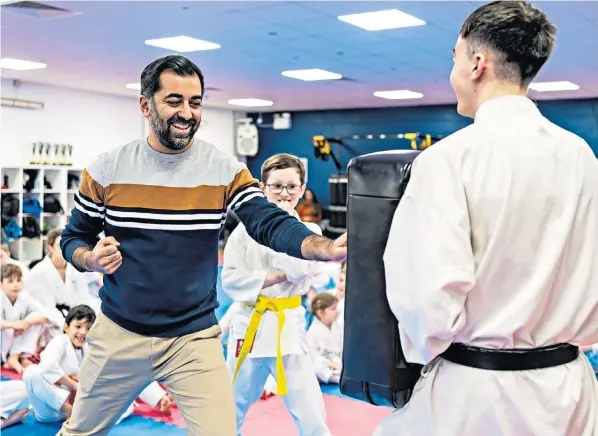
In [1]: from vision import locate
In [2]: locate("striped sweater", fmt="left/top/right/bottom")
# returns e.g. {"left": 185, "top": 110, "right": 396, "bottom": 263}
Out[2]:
{"left": 60, "top": 139, "right": 315, "bottom": 337}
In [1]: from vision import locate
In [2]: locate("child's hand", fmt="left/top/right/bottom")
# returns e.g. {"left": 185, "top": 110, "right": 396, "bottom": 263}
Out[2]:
{"left": 327, "top": 361, "right": 341, "bottom": 371}
{"left": 276, "top": 200, "right": 294, "bottom": 214}
{"left": 12, "top": 320, "right": 30, "bottom": 335}
{"left": 158, "top": 394, "right": 173, "bottom": 414}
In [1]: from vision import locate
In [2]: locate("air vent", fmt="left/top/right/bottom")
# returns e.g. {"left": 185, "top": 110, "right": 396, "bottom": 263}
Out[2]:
{"left": 1, "top": 1, "right": 79, "bottom": 19}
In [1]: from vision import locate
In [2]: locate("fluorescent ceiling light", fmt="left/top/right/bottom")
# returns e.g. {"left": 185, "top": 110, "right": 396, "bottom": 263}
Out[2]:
{"left": 144, "top": 36, "right": 220, "bottom": 52}
{"left": 338, "top": 9, "right": 425, "bottom": 31}
{"left": 126, "top": 83, "right": 141, "bottom": 90}
{"left": 529, "top": 81, "right": 579, "bottom": 92}
{"left": 228, "top": 98, "right": 274, "bottom": 107}
{"left": 373, "top": 90, "right": 423, "bottom": 100}
{"left": 281, "top": 69, "right": 342, "bottom": 81}
{"left": 0, "top": 58, "right": 47, "bottom": 70}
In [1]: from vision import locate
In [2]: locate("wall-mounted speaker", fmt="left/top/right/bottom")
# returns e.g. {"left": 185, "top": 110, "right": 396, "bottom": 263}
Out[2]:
{"left": 236, "top": 119, "right": 259, "bottom": 156}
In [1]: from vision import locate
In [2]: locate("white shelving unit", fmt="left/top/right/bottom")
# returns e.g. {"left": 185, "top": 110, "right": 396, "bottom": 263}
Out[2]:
{"left": 1, "top": 165, "right": 82, "bottom": 263}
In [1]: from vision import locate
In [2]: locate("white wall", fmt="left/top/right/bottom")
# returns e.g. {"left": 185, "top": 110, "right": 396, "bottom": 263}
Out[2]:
{"left": 1, "top": 79, "right": 242, "bottom": 168}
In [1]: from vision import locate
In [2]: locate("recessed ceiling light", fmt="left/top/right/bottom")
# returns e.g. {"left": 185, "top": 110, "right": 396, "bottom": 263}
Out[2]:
{"left": 144, "top": 36, "right": 220, "bottom": 53}
{"left": 0, "top": 58, "right": 47, "bottom": 70}
{"left": 338, "top": 9, "right": 425, "bottom": 31}
{"left": 126, "top": 83, "right": 141, "bottom": 90}
{"left": 228, "top": 98, "right": 274, "bottom": 107}
{"left": 281, "top": 69, "right": 342, "bottom": 81}
{"left": 373, "top": 90, "right": 423, "bottom": 100}
{"left": 528, "top": 81, "right": 579, "bottom": 92}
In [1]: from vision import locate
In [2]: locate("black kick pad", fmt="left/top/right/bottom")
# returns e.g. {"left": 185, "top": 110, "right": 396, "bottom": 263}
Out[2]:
{"left": 340, "top": 150, "right": 425, "bottom": 409}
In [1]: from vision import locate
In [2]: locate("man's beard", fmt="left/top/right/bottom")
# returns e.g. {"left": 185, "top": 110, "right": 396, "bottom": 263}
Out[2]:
{"left": 149, "top": 102, "right": 200, "bottom": 151}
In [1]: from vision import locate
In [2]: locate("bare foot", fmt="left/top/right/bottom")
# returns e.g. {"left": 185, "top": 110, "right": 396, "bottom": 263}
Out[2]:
{"left": 3, "top": 355, "right": 24, "bottom": 374}
{"left": 0, "top": 408, "right": 29, "bottom": 429}
{"left": 60, "top": 400, "right": 73, "bottom": 419}
{"left": 158, "top": 395, "right": 173, "bottom": 415}
{"left": 19, "top": 356, "right": 33, "bottom": 369}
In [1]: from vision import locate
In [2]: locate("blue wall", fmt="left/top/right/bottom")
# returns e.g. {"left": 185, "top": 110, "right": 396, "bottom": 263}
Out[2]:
{"left": 247, "top": 98, "right": 598, "bottom": 207}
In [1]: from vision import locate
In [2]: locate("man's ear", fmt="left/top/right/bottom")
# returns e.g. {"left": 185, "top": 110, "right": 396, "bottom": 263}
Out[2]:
{"left": 471, "top": 52, "right": 487, "bottom": 81}
{"left": 140, "top": 96, "right": 151, "bottom": 119}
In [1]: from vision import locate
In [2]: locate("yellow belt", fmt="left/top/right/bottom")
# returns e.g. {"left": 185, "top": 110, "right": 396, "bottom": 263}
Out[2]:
{"left": 232, "top": 295, "right": 302, "bottom": 396}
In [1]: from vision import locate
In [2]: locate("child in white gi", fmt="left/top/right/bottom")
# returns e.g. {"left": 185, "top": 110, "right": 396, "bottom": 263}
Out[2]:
{"left": 306, "top": 293, "right": 343, "bottom": 384}
{"left": 23, "top": 304, "right": 173, "bottom": 423}
{"left": 0, "top": 380, "right": 30, "bottom": 429}
{"left": 1, "top": 264, "right": 49, "bottom": 374}
{"left": 222, "top": 153, "right": 331, "bottom": 436}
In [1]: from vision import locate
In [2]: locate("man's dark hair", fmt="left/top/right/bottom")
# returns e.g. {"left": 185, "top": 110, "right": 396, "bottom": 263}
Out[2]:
{"left": 140, "top": 55, "right": 205, "bottom": 100}
{"left": 65, "top": 304, "right": 96, "bottom": 326}
{"left": 460, "top": 1, "right": 557, "bottom": 86}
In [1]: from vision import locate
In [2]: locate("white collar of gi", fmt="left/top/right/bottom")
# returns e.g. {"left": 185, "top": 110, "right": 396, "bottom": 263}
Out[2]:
{"left": 474, "top": 95, "right": 541, "bottom": 125}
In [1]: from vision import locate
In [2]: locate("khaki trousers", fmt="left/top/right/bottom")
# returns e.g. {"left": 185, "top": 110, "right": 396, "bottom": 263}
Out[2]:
{"left": 58, "top": 310, "right": 236, "bottom": 436}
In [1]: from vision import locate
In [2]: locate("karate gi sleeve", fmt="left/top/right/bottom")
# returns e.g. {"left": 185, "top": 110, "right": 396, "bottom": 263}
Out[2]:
{"left": 383, "top": 148, "right": 476, "bottom": 365}
{"left": 226, "top": 165, "right": 315, "bottom": 259}
{"left": 37, "top": 337, "right": 67, "bottom": 385}
{"left": 60, "top": 162, "right": 107, "bottom": 271}
{"left": 22, "top": 283, "right": 64, "bottom": 328}
{"left": 219, "top": 302, "right": 242, "bottom": 336}
{"left": 221, "top": 226, "right": 268, "bottom": 303}
{"left": 270, "top": 223, "right": 327, "bottom": 284}
{"left": 306, "top": 325, "right": 329, "bottom": 366}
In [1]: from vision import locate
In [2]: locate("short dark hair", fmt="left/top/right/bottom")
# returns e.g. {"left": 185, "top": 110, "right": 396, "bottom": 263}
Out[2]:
{"left": 65, "top": 304, "right": 96, "bottom": 326}
{"left": 460, "top": 1, "right": 556, "bottom": 86}
{"left": 261, "top": 153, "right": 306, "bottom": 185}
{"left": 140, "top": 55, "right": 205, "bottom": 100}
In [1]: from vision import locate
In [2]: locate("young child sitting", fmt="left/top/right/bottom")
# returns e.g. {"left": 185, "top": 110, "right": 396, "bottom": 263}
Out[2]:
{"left": 23, "top": 305, "right": 173, "bottom": 423}
{"left": 306, "top": 292, "right": 344, "bottom": 384}
{"left": 1, "top": 264, "right": 49, "bottom": 374}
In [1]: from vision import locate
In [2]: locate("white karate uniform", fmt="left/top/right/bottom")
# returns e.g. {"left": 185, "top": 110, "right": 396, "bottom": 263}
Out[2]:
{"left": 375, "top": 96, "right": 598, "bottom": 436}
{"left": 22, "top": 333, "right": 166, "bottom": 423}
{"left": 306, "top": 318, "right": 343, "bottom": 383}
{"left": 220, "top": 302, "right": 279, "bottom": 395}
{"left": 221, "top": 216, "right": 331, "bottom": 436}
{"left": 1, "top": 291, "right": 46, "bottom": 362}
{"left": 0, "top": 380, "right": 30, "bottom": 419}
{"left": 24, "top": 257, "right": 101, "bottom": 330}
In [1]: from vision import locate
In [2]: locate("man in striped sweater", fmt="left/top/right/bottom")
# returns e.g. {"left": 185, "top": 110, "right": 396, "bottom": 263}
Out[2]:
{"left": 57, "top": 55, "right": 346, "bottom": 436}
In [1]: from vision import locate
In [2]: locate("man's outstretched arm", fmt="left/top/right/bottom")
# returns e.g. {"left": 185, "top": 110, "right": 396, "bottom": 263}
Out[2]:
{"left": 226, "top": 166, "right": 346, "bottom": 262}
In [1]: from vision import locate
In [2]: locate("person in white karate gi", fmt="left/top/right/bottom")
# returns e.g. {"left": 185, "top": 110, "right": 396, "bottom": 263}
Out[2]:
{"left": 0, "top": 380, "right": 30, "bottom": 429}
{"left": 222, "top": 153, "right": 332, "bottom": 436}
{"left": 306, "top": 293, "right": 343, "bottom": 384}
{"left": 219, "top": 302, "right": 278, "bottom": 398}
{"left": 1, "top": 264, "right": 50, "bottom": 374}
{"left": 24, "top": 228, "right": 100, "bottom": 334}
{"left": 1, "top": 243, "right": 30, "bottom": 277}
{"left": 373, "top": 2, "right": 598, "bottom": 435}
{"left": 23, "top": 304, "right": 173, "bottom": 424}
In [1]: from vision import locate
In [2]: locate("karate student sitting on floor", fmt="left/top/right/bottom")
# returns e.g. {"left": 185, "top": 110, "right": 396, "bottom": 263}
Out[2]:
{"left": 306, "top": 293, "right": 343, "bottom": 384}
{"left": 0, "top": 380, "right": 30, "bottom": 429}
{"left": 23, "top": 305, "right": 173, "bottom": 424}
{"left": 1, "top": 264, "right": 49, "bottom": 374}
{"left": 222, "top": 153, "right": 332, "bottom": 436}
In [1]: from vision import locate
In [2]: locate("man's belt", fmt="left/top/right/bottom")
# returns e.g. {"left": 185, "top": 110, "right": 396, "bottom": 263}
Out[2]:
{"left": 232, "top": 295, "right": 302, "bottom": 395}
{"left": 441, "top": 342, "right": 579, "bottom": 371}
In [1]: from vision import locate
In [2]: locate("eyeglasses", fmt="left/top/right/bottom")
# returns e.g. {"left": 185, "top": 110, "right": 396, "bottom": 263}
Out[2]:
{"left": 266, "top": 183, "right": 302, "bottom": 194}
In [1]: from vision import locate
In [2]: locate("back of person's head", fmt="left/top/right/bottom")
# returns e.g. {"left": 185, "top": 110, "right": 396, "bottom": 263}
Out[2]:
{"left": 310, "top": 292, "right": 338, "bottom": 318}
{"left": 261, "top": 153, "right": 306, "bottom": 185}
{"left": 460, "top": 1, "right": 556, "bottom": 86}
{"left": 140, "top": 55, "right": 205, "bottom": 101}
{"left": 46, "top": 227, "right": 62, "bottom": 250}
{"left": 0, "top": 243, "right": 10, "bottom": 265}
{"left": 1, "top": 263, "right": 22, "bottom": 285}
{"left": 65, "top": 304, "right": 96, "bottom": 326}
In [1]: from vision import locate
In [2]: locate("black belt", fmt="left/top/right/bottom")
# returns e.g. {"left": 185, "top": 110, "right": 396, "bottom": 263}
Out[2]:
{"left": 441, "top": 342, "right": 579, "bottom": 371}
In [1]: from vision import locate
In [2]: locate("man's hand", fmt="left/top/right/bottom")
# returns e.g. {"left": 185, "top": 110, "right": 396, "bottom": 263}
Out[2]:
{"left": 77, "top": 237, "right": 122, "bottom": 274}
{"left": 301, "top": 233, "right": 347, "bottom": 262}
